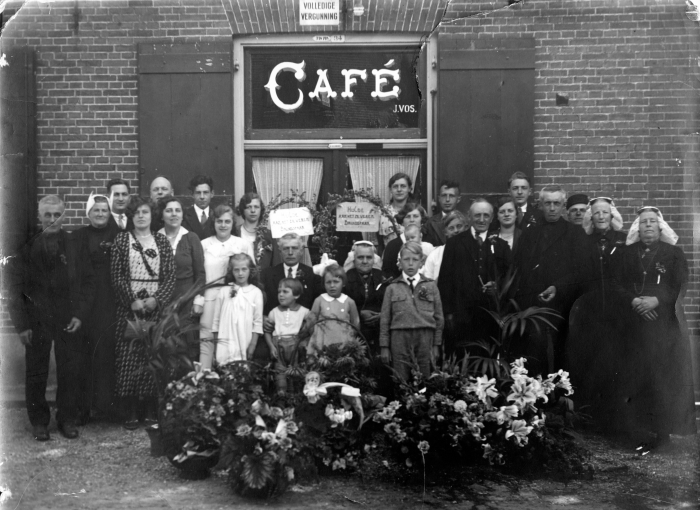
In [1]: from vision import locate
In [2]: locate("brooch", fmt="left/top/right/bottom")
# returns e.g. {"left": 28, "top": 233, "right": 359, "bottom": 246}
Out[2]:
{"left": 655, "top": 262, "right": 666, "bottom": 274}
{"left": 417, "top": 286, "right": 430, "bottom": 301}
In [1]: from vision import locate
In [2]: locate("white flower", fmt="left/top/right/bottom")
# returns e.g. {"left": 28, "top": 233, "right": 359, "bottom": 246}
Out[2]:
{"left": 261, "top": 431, "right": 278, "bottom": 445}
{"left": 417, "top": 441, "right": 430, "bottom": 454}
{"left": 473, "top": 375, "right": 498, "bottom": 404}
{"left": 494, "top": 405, "right": 519, "bottom": 425}
{"left": 236, "top": 424, "right": 252, "bottom": 436}
{"left": 546, "top": 369, "right": 574, "bottom": 396}
{"left": 165, "top": 403, "right": 173, "bottom": 411}
{"left": 510, "top": 357, "right": 529, "bottom": 377}
{"left": 507, "top": 379, "right": 538, "bottom": 409}
{"left": 453, "top": 400, "right": 467, "bottom": 412}
{"left": 505, "top": 419, "right": 533, "bottom": 446}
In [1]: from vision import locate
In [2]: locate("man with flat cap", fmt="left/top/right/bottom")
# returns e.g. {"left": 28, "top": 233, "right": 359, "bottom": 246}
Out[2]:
{"left": 566, "top": 193, "right": 589, "bottom": 227}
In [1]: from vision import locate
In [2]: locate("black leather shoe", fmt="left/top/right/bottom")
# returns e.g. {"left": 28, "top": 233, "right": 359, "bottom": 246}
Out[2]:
{"left": 57, "top": 422, "right": 79, "bottom": 439}
{"left": 32, "top": 425, "right": 50, "bottom": 442}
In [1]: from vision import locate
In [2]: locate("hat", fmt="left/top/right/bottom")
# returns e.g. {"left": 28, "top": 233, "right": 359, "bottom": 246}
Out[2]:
{"left": 566, "top": 194, "right": 589, "bottom": 210}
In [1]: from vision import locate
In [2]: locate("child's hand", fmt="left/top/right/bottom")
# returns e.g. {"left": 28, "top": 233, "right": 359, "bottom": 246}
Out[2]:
{"left": 246, "top": 345, "right": 256, "bottom": 360}
{"left": 380, "top": 346, "right": 391, "bottom": 364}
{"left": 263, "top": 316, "right": 275, "bottom": 334}
{"left": 269, "top": 345, "right": 279, "bottom": 360}
{"left": 431, "top": 345, "right": 441, "bottom": 365}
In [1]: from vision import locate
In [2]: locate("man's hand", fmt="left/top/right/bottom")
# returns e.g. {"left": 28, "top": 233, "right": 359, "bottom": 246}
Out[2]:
{"left": 268, "top": 344, "right": 279, "bottom": 360}
{"left": 191, "top": 304, "right": 203, "bottom": 316}
{"left": 538, "top": 286, "right": 556, "bottom": 303}
{"left": 18, "top": 329, "right": 33, "bottom": 346}
{"left": 360, "top": 310, "right": 380, "bottom": 325}
{"left": 431, "top": 345, "right": 441, "bottom": 365}
{"left": 65, "top": 317, "right": 82, "bottom": 333}
{"left": 380, "top": 346, "right": 391, "bottom": 365}
{"left": 263, "top": 316, "right": 275, "bottom": 334}
{"left": 131, "top": 299, "right": 145, "bottom": 312}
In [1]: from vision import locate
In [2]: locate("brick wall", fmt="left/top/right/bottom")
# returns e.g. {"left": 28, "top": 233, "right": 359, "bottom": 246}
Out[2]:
{"left": 441, "top": 0, "right": 700, "bottom": 343}
{"left": 0, "top": 0, "right": 232, "bottom": 228}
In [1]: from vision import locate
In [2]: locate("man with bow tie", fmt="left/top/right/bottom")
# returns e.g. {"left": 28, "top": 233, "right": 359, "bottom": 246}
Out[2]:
{"left": 6, "top": 195, "right": 95, "bottom": 441}
{"left": 182, "top": 175, "right": 216, "bottom": 240}
{"left": 437, "top": 199, "right": 510, "bottom": 358}
{"left": 107, "top": 178, "right": 133, "bottom": 231}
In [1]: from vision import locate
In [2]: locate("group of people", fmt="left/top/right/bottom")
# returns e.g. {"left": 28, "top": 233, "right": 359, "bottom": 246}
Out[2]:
{"left": 7, "top": 170, "right": 696, "bottom": 450}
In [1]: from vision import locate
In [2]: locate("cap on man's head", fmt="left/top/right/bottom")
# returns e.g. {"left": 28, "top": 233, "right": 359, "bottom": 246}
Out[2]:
{"left": 566, "top": 194, "right": 589, "bottom": 210}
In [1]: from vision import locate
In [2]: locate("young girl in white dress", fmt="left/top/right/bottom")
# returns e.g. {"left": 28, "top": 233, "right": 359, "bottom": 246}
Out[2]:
{"left": 211, "top": 253, "right": 263, "bottom": 364}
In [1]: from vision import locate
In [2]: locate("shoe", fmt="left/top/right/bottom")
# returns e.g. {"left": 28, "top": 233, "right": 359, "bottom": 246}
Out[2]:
{"left": 123, "top": 419, "right": 140, "bottom": 431}
{"left": 57, "top": 422, "right": 79, "bottom": 439}
{"left": 32, "top": 425, "right": 50, "bottom": 442}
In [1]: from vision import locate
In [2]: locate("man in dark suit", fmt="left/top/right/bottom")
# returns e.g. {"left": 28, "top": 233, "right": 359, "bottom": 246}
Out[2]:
{"left": 512, "top": 185, "right": 586, "bottom": 374}
{"left": 106, "top": 178, "right": 134, "bottom": 231}
{"left": 508, "top": 171, "right": 540, "bottom": 230}
{"left": 7, "top": 195, "right": 95, "bottom": 441}
{"left": 423, "top": 180, "right": 461, "bottom": 247}
{"left": 182, "top": 175, "right": 216, "bottom": 240}
{"left": 438, "top": 199, "right": 510, "bottom": 358}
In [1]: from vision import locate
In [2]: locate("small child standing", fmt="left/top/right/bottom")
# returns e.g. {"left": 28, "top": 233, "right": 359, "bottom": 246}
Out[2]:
{"left": 211, "top": 253, "right": 264, "bottom": 364}
{"left": 265, "top": 278, "right": 309, "bottom": 393}
{"left": 380, "top": 241, "right": 444, "bottom": 382}
{"left": 306, "top": 264, "right": 361, "bottom": 357}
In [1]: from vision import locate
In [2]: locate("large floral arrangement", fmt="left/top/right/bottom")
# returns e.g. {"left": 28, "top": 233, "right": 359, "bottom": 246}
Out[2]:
{"left": 373, "top": 358, "right": 574, "bottom": 469}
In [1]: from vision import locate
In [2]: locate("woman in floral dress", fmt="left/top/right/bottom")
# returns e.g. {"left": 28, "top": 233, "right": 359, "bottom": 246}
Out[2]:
{"left": 112, "top": 196, "right": 175, "bottom": 430}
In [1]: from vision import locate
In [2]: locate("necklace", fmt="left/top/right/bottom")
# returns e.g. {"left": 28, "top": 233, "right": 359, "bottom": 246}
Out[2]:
{"left": 243, "top": 224, "right": 256, "bottom": 234}
{"left": 135, "top": 232, "right": 152, "bottom": 238}
{"left": 634, "top": 244, "right": 659, "bottom": 295}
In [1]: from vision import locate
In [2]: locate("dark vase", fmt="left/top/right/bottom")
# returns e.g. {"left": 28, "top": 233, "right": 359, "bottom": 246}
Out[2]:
{"left": 145, "top": 424, "right": 165, "bottom": 457}
{"left": 168, "top": 452, "right": 220, "bottom": 480}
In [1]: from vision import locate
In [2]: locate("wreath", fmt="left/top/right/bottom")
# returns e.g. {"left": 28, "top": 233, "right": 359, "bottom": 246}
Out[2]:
{"left": 312, "top": 188, "right": 400, "bottom": 259}
{"left": 254, "top": 191, "right": 315, "bottom": 264}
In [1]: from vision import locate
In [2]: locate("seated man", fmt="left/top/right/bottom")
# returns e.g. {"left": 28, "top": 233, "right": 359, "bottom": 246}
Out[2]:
{"left": 344, "top": 241, "right": 388, "bottom": 352}
{"left": 7, "top": 195, "right": 95, "bottom": 441}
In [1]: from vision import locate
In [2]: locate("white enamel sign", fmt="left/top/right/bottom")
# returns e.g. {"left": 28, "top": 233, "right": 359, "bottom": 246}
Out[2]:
{"left": 300, "top": 1, "right": 340, "bottom": 26}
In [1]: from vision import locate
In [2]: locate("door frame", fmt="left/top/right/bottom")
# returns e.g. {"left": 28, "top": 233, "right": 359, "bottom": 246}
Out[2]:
{"left": 233, "top": 32, "right": 437, "bottom": 206}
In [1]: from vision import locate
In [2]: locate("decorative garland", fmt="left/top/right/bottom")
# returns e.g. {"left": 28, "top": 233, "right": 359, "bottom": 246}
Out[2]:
{"left": 312, "top": 188, "right": 400, "bottom": 259}
{"left": 254, "top": 190, "right": 315, "bottom": 264}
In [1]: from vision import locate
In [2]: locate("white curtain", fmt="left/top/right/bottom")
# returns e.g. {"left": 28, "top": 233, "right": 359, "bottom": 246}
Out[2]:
{"left": 252, "top": 157, "right": 324, "bottom": 266}
{"left": 252, "top": 157, "right": 323, "bottom": 208}
{"left": 347, "top": 156, "right": 420, "bottom": 204}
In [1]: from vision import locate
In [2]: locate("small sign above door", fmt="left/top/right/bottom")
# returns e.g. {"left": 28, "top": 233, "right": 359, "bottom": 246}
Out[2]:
{"left": 336, "top": 202, "right": 381, "bottom": 232}
{"left": 300, "top": 1, "right": 340, "bottom": 26}
{"left": 270, "top": 207, "right": 315, "bottom": 238}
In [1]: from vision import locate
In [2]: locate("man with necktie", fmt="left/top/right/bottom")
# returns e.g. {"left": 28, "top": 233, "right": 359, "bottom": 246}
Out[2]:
{"left": 438, "top": 199, "right": 510, "bottom": 359}
{"left": 182, "top": 175, "right": 216, "bottom": 240}
{"left": 107, "top": 178, "right": 133, "bottom": 231}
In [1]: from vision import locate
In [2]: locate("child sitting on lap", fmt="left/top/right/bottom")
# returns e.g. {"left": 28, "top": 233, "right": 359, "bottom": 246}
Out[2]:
{"left": 306, "top": 264, "right": 360, "bottom": 358}
{"left": 264, "top": 278, "right": 310, "bottom": 393}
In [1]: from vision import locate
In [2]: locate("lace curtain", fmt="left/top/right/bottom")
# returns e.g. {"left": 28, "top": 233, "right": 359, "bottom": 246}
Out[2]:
{"left": 251, "top": 157, "right": 324, "bottom": 266}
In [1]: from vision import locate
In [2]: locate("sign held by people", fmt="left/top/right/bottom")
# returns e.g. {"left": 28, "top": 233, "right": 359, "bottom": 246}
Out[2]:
{"left": 270, "top": 207, "right": 315, "bottom": 238}
{"left": 336, "top": 202, "right": 380, "bottom": 232}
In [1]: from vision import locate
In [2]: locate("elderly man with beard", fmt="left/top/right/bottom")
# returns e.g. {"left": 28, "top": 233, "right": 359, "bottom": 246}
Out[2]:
{"left": 512, "top": 185, "right": 586, "bottom": 375}
{"left": 7, "top": 195, "right": 95, "bottom": 441}
{"left": 438, "top": 199, "right": 510, "bottom": 359}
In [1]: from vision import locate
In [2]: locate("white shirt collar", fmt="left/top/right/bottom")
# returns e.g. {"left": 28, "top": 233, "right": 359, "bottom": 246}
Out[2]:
{"left": 158, "top": 226, "right": 189, "bottom": 253}
{"left": 321, "top": 293, "right": 347, "bottom": 303}
{"left": 194, "top": 204, "right": 210, "bottom": 218}
{"left": 519, "top": 204, "right": 527, "bottom": 213}
{"left": 402, "top": 272, "right": 418, "bottom": 285}
{"left": 471, "top": 227, "right": 487, "bottom": 241}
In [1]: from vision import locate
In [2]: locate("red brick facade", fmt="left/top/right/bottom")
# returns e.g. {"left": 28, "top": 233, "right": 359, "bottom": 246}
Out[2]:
{"left": 1, "top": 0, "right": 698, "bottom": 358}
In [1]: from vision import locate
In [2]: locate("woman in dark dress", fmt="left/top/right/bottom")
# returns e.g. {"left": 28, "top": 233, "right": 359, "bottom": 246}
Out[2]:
{"left": 566, "top": 197, "right": 628, "bottom": 430}
{"left": 75, "top": 193, "right": 121, "bottom": 423}
{"left": 157, "top": 197, "right": 206, "bottom": 361}
{"left": 112, "top": 197, "right": 175, "bottom": 430}
{"left": 611, "top": 206, "right": 696, "bottom": 446}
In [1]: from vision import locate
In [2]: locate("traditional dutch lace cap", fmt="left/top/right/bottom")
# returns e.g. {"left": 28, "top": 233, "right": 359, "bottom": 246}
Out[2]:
{"left": 625, "top": 206, "right": 678, "bottom": 246}
{"left": 85, "top": 192, "right": 112, "bottom": 218}
{"left": 582, "top": 197, "right": 623, "bottom": 235}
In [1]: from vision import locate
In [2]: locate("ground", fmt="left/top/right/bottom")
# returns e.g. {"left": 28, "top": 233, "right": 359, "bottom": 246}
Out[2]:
{"left": 0, "top": 405, "right": 698, "bottom": 509}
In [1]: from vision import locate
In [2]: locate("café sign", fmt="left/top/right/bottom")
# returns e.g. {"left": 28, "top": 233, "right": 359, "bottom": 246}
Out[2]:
{"left": 264, "top": 60, "right": 401, "bottom": 113}
{"left": 300, "top": 1, "right": 340, "bottom": 26}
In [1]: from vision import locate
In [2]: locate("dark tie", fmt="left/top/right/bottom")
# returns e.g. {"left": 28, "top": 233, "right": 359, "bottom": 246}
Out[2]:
{"left": 476, "top": 235, "right": 483, "bottom": 247}
{"left": 200, "top": 211, "right": 207, "bottom": 224}
{"left": 287, "top": 266, "right": 293, "bottom": 279}
{"left": 408, "top": 277, "right": 415, "bottom": 292}
{"left": 516, "top": 207, "right": 524, "bottom": 225}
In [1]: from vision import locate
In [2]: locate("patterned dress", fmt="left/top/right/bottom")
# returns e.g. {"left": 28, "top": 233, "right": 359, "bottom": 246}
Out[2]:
{"left": 112, "top": 231, "right": 175, "bottom": 398}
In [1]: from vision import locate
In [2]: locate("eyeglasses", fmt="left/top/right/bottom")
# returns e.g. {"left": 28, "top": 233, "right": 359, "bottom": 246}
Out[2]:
{"left": 636, "top": 206, "right": 660, "bottom": 215}
{"left": 588, "top": 197, "right": 614, "bottom": 206}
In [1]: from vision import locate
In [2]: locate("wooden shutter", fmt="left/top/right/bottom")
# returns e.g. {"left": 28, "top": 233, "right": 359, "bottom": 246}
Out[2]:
{"left": 437, "top": 37, "right": 535, "bottom": 197}
{"left": 138, "top": 43, "right": 233, "bottom": 199}
{"left": 0, "top": 47, "right": 36, "bottom": 254}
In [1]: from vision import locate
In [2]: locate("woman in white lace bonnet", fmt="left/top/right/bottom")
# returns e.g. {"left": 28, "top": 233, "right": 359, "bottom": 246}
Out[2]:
{"left": 608, "top": 205, "right": 695, "bottom": 448}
